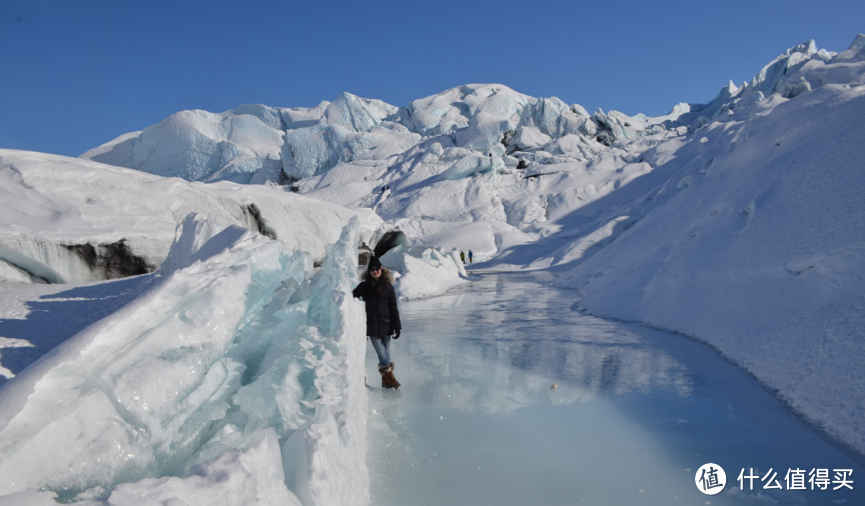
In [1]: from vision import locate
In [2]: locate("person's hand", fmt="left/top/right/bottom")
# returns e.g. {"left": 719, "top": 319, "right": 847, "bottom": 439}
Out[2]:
{"left": 393, "top": 329, "right": 401, "bottom": 339}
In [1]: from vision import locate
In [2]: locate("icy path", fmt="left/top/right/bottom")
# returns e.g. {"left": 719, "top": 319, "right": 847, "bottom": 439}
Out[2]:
{"left": 366, "top": 273, "right": 864, "bottom": 506}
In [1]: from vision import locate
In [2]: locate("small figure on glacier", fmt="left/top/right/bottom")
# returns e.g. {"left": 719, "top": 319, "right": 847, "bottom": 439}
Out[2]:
{"left": 352, "top": 256, "right": 402, "bottom": 389}
{"left": 460, "top": 251, "right": 466, "bottom": 264}
{"left": 468, "top": 249, "right": 474, "bottom": 263}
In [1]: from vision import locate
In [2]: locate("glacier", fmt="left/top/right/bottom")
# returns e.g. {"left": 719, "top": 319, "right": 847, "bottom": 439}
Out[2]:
{"left": 73, "top": 35, "right": 865, "bottom": 456}
{"left": 0, "top": 215, "right": 369, "bottom": 505}
{"left": 0, "top": 32, "right": 863, "bottom": 505}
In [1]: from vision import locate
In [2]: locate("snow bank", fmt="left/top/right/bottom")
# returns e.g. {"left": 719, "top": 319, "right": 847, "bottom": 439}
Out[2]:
{"left": 380, "top": 245, "right": 467, "bottom": 299}
{"left": 0, "top": 150, "right": 381, "bottom": 284}
{"left": 554, "top": 76, "right": 865, "bottom": 453}
{"left": 0, "top": 215, "right": 369, "bottom": 505}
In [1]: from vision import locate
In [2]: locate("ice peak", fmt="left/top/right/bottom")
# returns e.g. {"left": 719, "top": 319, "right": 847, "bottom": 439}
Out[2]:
{"left": 850, "top": 33, "right": 865, "bottom": 51}
{"left": 325, "top": 92, "right": 399, "bottom": 132}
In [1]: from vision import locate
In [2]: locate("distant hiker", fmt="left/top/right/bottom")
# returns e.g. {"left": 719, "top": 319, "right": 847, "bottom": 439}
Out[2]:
{"left": 460, "top": 251, "right": 466, "bottom": 264}
{"left": 468, "top": 249, "right": 473, "bottom": 263}
{"left": 381, "top": 187, "right": 385, "bottom": 194}
{"left": 352, "top": 256, "right": 402, "bottom": 389}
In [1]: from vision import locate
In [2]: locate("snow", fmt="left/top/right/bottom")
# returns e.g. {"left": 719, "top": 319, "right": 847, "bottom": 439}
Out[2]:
{"left": 107, "top": 429, "right": 299, "bottom": 506}
{"left": 379, "top": 245, "right": 467, "bottom": 300}
{"left": 82, "top": 94, "right": 420, "bottom": 183}
{"left": 0, "top": 149, "right": 382, "bottom": 284}
{"left": 2, "top": 31, "right": 864, "bottom": 504}
{"left": 551, "top": 60, "right": 865, "bottom": 453}
{"left": 0, "top": 217, "right": 369, "bottom": 504}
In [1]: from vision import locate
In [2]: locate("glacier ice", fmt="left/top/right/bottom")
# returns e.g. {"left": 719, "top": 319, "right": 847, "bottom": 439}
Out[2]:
{"left": 380, "top": 244, "right": 467, "bottom": 299}
{"left": 0, "top": 215, "right": 369, "bottom": 504}
{"left": 19, "top": 33, "right": 865, "bottom": 464}
{"left": 78, "top": 38, "right": 855, "bottom": 207}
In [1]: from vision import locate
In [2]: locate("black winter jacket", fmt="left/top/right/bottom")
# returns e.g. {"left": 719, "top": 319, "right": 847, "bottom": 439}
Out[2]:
{"left": 352, "top": 268, "right": 401, "bottom": 338}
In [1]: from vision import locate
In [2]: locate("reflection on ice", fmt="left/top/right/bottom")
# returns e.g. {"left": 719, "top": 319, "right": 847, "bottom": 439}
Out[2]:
{"left": 395, "top": 273, "right": 693, "bottom": 416}
{"left": 368, "top": 272, "right": 865, "bottom": 506}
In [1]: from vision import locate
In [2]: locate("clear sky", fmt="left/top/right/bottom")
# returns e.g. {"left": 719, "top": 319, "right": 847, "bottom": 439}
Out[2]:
{"left": 1, "top": 0, "right": 862, "bottom": 158}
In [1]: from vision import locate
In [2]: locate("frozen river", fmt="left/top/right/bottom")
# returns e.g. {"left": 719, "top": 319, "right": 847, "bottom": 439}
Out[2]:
{"left": 366, "top": 273, "right": 864, "bottom": 506}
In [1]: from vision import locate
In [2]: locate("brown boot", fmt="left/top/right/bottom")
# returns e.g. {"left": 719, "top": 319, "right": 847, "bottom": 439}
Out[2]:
{"left": 379, "top": 363, "right": 395, "bottom": 389}
{"left": 386, "top": 362, "right": 400, "bottom": 390}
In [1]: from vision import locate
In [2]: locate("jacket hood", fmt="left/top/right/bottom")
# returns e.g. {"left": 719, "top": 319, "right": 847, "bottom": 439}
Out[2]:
{"left": 361, "top": 267, "right": 395, "bottom": 285}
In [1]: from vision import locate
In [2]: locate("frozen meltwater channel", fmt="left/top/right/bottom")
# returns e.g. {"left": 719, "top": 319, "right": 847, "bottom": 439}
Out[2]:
{"left": 367, "top": 273, "right": 865, "bottom": 506}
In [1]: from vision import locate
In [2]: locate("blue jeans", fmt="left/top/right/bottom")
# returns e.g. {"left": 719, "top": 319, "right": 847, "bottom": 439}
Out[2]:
{"left": 370, "top": 335, "right": 392, "bottom": 367}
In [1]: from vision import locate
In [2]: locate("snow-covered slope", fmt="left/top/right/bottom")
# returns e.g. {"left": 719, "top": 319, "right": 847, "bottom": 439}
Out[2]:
{"left": 0, "top": 216, "right": 369, "bottom": 505}
{"left": 548, "top": 39, "right": 865, "bottom": 453}
{"left": 0, "top": 150, "right": 382, "bottom": 284}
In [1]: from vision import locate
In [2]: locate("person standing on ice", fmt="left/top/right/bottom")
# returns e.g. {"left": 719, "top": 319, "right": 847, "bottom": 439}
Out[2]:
{"left": 460, "top": 251, "right": 466, "bottom": 264}
{"left": 352, "top": 256, "right": 402, "bottom": 389}
{"left": 468, "top": 249, "right": 473, "bottom": 263}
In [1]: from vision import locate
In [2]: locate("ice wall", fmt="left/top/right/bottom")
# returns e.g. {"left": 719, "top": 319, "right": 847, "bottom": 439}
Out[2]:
{"left": 0, "top": 215, "right": 369, "bottom": 505}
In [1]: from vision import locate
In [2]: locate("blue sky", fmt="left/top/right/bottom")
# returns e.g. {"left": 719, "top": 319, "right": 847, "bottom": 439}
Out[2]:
{"left": 1, "top": 0, "right": 862, "bottom": 157}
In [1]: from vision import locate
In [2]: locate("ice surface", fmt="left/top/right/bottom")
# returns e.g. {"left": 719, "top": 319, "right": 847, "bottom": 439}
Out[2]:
{"left": 0, "top": 217, "right": 369, "bottom": 504}
{"left": 368, "top": 273, "right": 865, "bottom": 505}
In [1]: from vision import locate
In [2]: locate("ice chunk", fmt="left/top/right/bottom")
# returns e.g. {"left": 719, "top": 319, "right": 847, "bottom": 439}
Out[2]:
{"left": 380, "top": 244, "right": 468, "bottom": 299}
{"left": 406, "top": 84, "right": 532, "bottom": 153}
{"left": 280, "top": 101, "right": 329, "bottom": 130}
{"left": 0, "top": 216, "right": 369, "bottom": 504}
{"left": 518, "top": 97, "right": 586, "bottom": 138}
{"left": 107, "top": 429, "right": 300, "bottom": 506}
{"left": 511, "top": 126, "right": 552, "bottom": 152}
{"left": 438, "top": 153, "right": 499, "bottom": 181}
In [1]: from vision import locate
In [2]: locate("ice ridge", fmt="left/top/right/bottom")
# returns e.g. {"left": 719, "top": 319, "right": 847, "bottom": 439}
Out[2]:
{"left": 0, "top": 215, "right": 369, "bottom": 504}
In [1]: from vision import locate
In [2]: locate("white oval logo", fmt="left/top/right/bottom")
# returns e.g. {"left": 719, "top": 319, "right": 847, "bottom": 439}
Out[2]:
{"left": 695, "top": 463, "right": 726, "bottom": 495}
